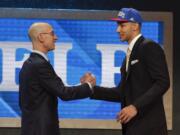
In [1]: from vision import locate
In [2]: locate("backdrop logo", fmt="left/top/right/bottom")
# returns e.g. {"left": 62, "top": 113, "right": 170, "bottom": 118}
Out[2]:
{"left": 0, "top": 42, "right": 127, "bottom": 91}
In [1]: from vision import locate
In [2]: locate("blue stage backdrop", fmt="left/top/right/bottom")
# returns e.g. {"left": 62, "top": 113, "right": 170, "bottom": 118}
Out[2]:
{"left": 0, "top": 18, "right": 163, "bottom": 119}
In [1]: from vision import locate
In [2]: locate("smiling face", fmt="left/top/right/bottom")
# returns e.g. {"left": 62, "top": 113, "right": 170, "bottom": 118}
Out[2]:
{"left": 116, "top": 22, "right": 140, "bottom": 44}
{"left": 39, "top": 25, "right": 58, "bottom": 52}
{"left": 28, "top": 22, "right": 58, "bottom": 53}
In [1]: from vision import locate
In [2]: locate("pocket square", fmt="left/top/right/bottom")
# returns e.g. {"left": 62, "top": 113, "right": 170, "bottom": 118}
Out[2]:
{"left": 131, "top": 59, "right": 139, "bottom": 65}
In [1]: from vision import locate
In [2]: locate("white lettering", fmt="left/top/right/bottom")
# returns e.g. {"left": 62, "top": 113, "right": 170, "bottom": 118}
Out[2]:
{"left": 0, "top": 42, "right": 127, "bottom": 91}
{"left": 54, "top": 43, "right": 72, "bottom": 85}
{"left": 0, "top": 42, "right": 31, "bottom": 91}
{"left": 97, "top": 44, "right": 127, "bottom": 87}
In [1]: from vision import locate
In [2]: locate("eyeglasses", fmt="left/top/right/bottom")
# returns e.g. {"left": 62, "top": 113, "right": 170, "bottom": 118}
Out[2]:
{"left": 40, "top": 31, "right": 55, "bottom": 36}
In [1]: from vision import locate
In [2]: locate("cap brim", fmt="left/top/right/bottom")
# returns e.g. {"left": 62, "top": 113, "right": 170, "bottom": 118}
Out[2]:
{"left": 111, "top": 18, "right": 129, "bottom": 22}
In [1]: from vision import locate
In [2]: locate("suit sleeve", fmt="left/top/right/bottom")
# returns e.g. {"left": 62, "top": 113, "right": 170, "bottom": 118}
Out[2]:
{"left": 37, "top": 62, "right": 93, "bottom": 101}
{"left": 91, "top": 59, "right": 126, "bottom": 102}
{"left": 91, "top": 86, "right": 122, "bottom": 102}
{"left": 133, "top": 42, "right": 170, "bottom": 112}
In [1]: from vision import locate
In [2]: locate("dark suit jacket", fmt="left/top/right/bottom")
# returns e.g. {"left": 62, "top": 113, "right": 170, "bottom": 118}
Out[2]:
{"left": 19, "top": 53, "right": 92, "bottom": 135}
{"left": 91, "top": 36, "right": 170, "bottom": 135}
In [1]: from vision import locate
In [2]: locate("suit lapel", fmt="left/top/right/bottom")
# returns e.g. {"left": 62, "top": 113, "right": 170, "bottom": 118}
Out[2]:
{"left": 126, "top": 36, "right": 145, "bottom": 80}
{"left": 121, "top": 58, "right": 126, "bottom": 73}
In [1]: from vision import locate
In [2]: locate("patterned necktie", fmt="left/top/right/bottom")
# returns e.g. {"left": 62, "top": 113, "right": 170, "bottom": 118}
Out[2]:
{"left": 126, "top": 47, "right": 131, "bottom": 71}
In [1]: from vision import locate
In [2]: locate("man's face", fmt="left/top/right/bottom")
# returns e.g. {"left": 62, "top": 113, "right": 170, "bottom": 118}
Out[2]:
{"left": 116, "top": 22, "right": 135, "bottom": 43}
{"left": 40, "top": 26, "right": 58, "bottom": 52}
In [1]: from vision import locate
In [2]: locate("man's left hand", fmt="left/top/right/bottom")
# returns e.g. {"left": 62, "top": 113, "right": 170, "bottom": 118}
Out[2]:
{"left": 116, "top": 105, "right": 138, "bottom": 124}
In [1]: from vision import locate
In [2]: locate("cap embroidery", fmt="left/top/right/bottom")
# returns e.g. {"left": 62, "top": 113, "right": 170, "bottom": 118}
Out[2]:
{"left": 130, "top": 18, "right": 134, "bottom": 21}
{"left": 118, "top": 11, "right": 125, "bottom": 18}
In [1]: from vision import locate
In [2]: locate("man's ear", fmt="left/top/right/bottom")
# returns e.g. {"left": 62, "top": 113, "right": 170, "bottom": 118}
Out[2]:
{"left": 132, "top": 23, "right": 139, "bottom": 31}
{"left": 37, "top": 34, "right": 44, "bottom": 43}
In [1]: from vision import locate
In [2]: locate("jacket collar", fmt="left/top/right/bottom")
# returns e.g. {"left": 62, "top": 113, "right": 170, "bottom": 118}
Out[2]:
{"left": 30, "top": 52, "right": 49, "bottom": 63}
{"left": 125, "top": 35, "right": 145, "bottom": 80}
{"left": 128, "top": 34, "right": 142, "bottom": 52}
{"left": 32, "top": 50, "right": 49, "bottom": 62}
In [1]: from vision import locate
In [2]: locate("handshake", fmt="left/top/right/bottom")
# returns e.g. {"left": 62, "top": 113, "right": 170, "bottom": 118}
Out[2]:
{"left": 80, "top": 73, "right": 96, "bottom": 87}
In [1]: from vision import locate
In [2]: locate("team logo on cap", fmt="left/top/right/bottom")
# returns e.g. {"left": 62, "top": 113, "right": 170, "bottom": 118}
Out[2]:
{"left": 130, "top": 18, "right": 134, "bottom": 21}
{"left": 118, "top": 11, "right": 125, "bottom": 18}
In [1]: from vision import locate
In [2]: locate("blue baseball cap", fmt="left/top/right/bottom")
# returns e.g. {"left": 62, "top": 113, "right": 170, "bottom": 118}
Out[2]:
{"left": 111, "top": 8, "right": 143, "bottom": 23}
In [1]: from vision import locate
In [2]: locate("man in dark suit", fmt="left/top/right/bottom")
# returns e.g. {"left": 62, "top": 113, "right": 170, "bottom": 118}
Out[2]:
{"left": 19, "top": 22, "right": 95, "bottom": 135}
{"left": 81, "top": 8, "right": 170, "bottom": 135}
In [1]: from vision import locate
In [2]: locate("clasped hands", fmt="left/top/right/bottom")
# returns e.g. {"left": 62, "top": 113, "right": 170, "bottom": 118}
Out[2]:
{"left": 80, "top": 72, "right": 96, "bottom": 87}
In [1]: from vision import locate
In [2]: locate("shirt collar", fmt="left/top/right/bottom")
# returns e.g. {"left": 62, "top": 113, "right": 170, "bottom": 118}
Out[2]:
{"left": 32, "top": 50, "right": 49, "bottom": 61}
{"left": 128, "top": 34, "right": 142, "bottom": 51}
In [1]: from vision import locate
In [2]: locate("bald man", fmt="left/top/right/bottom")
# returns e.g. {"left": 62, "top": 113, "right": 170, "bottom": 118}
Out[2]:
{"left": 19, "top": 22, "right": 95, "bottom": 135}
